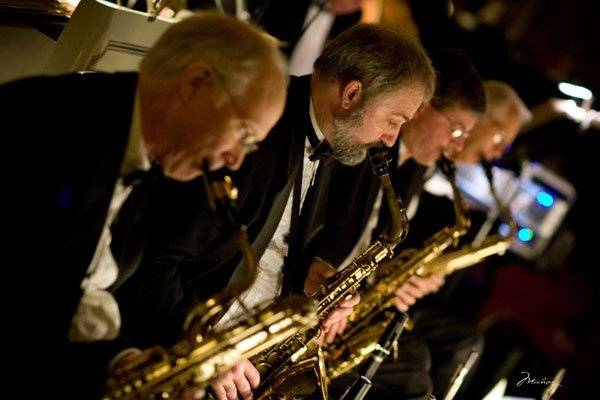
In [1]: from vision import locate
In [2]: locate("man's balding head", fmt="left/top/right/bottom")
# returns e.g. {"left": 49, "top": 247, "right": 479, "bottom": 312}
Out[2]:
{"left": 138, "top": 13, "right": 287, "bottom": 180}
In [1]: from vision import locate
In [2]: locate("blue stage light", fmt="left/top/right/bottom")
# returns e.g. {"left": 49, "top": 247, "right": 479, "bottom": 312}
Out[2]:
{"left": 537, "top": 191, "right": 554, "bottom": 208}
{"left": 518, "top": 228, "right": 535, "bottom": 242}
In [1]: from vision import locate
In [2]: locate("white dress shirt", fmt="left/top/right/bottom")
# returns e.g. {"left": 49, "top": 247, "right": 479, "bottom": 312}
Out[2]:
{"left": 289, "top": 4, "right": 335, "bottom": 77}
{"left": 217, "top": 99, "right": 324, "bottom": 327}
{"left": 68, "top": 95, "right": 150, "bottom": 342}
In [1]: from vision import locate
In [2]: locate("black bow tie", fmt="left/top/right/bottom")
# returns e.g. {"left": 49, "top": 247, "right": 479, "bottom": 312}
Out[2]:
{"left": 123, "top": 163, "right": 163, "bottom": 187}
{"left": 309, "top": 140, "right": 332, "bottom": 161}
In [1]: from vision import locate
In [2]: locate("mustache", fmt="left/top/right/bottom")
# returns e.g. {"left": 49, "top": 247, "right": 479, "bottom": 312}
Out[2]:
{"left": 330, "top": 109, "right": 390, "bottom": 166}
{"left": 365, "top": 140, "right": 385, "bottom": 149}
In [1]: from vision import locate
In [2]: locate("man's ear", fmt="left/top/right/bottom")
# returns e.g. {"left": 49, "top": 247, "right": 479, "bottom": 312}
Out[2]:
{"left": 178, "top": 59, "right": 214, "bottom": 101}
{"left": 340, "top": 79, "right": 363, "bottom": 110}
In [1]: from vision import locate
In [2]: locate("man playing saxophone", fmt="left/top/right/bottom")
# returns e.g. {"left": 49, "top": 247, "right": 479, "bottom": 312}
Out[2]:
{"left": 2, "top": 12, "right": 289, "bottom": 399}
{"left": 207, "top": 25, "right": 435, "bottom": 400}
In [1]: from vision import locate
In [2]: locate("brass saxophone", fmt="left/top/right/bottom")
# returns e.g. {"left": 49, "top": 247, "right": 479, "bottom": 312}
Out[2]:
{"left": 103, "top": 170, "right": 318, "bottom": 399}
{"left": 251, "top": 147, "right": 409, "bottom": 400}
{"left": 417, "top": 160, "right": 517, "bottom": 277}
{"left": 103, "top": 295, "right": 316, "bottom": 400}
{"left": 327, "top": 157, "right": 471, "bottom": 380}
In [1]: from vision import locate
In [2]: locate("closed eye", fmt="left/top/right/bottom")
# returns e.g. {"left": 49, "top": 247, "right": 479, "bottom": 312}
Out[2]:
{"left": 388, "top": 120, "right": 401, "bottom": 128}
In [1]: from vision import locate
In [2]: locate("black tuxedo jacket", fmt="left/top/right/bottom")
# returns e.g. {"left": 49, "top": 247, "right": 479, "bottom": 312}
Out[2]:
{"left": 308, "top": 143, "right": 429, "bottom": 268}
{"left": 116, "top": 75, "right": 320, "bottom": 347}
{"left": 2, "top": 72, "right": 142, "bottom": 396}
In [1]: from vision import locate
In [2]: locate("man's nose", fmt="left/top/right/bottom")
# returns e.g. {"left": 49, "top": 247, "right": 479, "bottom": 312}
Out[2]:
{"left": 492, "top": 147, "right": 505, "bottom": 160}
{"left": 451, "top": 136, "right": 466, "bottom": 152}
{"left": 225, "top": 147, "right": 245, "bottom": 170}
{"left": 380, "top": 130, "right": 399, "bottom": 147}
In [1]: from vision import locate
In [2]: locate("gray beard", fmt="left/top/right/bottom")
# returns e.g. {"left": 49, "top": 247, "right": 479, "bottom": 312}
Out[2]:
{"left": 330, "top": 109, "right": 370, "bottom": 166}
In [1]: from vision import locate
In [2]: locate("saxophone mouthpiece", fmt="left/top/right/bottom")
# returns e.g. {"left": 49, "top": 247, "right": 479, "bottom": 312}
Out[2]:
{"left": 200, "top": 159, "right": 217, "bottom": 212}
{"left": 437, "top": 155, "right": 455, "bottom": 174}
{"left": 367, "top": 146, "right": 392, "bottom": 177}
{"left": 480, "top": 158, "right": 494, "bottom": 181}
{"left": 200, "top": 161, "right": 240, "bottom": 233}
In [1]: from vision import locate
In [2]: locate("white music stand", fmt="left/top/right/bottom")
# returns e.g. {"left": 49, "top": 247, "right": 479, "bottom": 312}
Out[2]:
{"left": 44, "top": 0, "right": 176, "bottom": 74}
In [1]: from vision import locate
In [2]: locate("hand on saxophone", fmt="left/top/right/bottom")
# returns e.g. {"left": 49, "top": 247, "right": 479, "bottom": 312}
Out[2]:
{"left": 209, "top": 358, "right": 260, "bottom": 400}
{"left": 393, "top": 274, "right": 445, "bottom": 312}
{"left": 304, "top": 258, "right": 361, "bottom": 344}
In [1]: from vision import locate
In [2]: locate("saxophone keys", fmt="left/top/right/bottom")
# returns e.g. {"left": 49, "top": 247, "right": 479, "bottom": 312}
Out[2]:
{"left": 290, "top": 346, "right": 308, "bottom": 362}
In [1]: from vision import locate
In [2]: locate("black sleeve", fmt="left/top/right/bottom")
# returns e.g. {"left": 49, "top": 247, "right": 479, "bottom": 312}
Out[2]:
{"left": 114, "top": 177, "right": 241, "bottom": 347}
{"left": 62, "top": 338, "right": 133, "bottom": 399}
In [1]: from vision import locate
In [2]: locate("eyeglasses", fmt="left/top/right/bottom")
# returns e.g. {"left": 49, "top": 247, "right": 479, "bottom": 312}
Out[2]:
{"left": 215, "top": 74, "right": 259, "bottom": 154}
{"left": 436, "top": 108, "right": 469, "bottom": 140}
{"left": 489, "top": 119, "right": 508, "bottom": 146}
{"left": 492, "top": 130, "right": 505, "bottom": 145}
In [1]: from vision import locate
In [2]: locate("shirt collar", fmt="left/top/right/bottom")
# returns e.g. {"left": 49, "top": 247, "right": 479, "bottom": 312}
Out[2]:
{"left": 398, "top": 138, "right": 411, "bottom": 167}
{"left": 309, "top": 96, "right": 325, "bottom": 145}
{"left": 120, "top": 92, "right": 151, "bottom": 177}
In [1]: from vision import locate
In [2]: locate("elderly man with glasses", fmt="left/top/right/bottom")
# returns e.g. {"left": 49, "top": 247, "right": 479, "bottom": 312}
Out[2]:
{"left": 2, "top": 12, "right": 287, "bottom": 399}
{"left": 448, "top": 80, "right": 531, "bottom": 164}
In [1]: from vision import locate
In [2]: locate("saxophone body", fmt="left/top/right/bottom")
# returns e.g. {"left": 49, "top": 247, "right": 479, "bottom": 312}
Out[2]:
{"left": 251, "top": 240, "right": 399, "bottom": 399}
{"left": 421, "top": 232, "right": 512, "bottom": 276}
{"left": 103, "top": 295, "right": 317, "bottom": 400}
{"left": 327, "top": 158, "right": 471, "bottom": 380}
{"left": 104, "top": 172, "right": 318, "bottom": 399}
{"left": 419, "top": 160, "right": 517, "bottom": 277}
{"left": 251, "top": 147, "right": 409, "bottom": 400}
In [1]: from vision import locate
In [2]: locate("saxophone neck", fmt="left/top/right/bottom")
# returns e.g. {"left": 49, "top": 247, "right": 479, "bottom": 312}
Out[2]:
{"left": 481, "top": 160, "right": 517, "bottom": 238}
{"left": 184, "top": 168, "right": 258, "bottom": 338}
{"left": 203, "top": 168, "right": 257, "bottom": 296}
{"left": 438, "top": 156, "right": 471, "bottom": 236}
{"left": 367, "top": 147, "right": 409, "bottom": 246}
{"left": 366, "top": 159, "right": 473, "bottom": 300}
